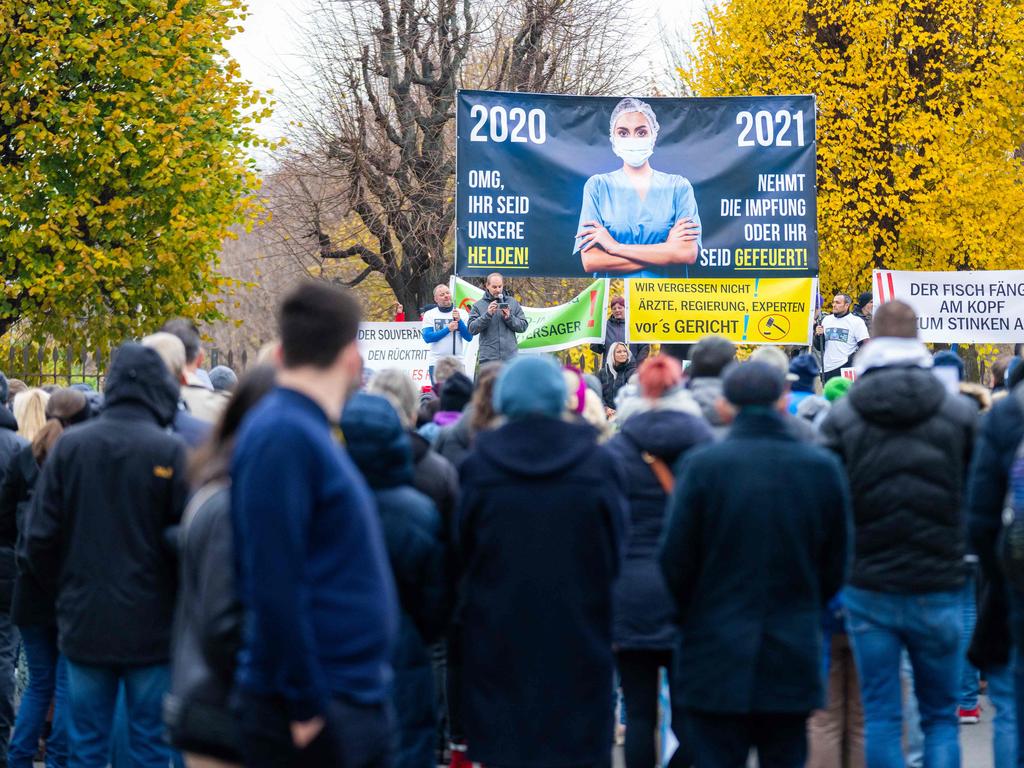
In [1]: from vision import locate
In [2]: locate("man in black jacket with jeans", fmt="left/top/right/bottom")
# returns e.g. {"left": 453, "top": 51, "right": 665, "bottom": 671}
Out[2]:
{"left": 821, "top": 300, "right": 976, "bottom": 765}
{"left": 24, "top": 344, "right": 188, "bottom": 768}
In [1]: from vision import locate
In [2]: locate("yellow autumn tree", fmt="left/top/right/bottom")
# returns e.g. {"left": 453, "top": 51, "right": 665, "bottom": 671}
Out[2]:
{"left": 682, "top": 0, "right": 1024, "bottom": 299}
{"left": 0, "top": 0, "right": 270, "bottom": 346}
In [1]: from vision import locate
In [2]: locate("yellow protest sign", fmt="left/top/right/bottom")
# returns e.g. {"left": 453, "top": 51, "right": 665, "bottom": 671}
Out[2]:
{"left": 626, "top": 278, "right": 814, "bottom": 344}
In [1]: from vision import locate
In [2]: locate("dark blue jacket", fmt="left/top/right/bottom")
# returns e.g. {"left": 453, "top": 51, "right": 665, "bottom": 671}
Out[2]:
{"left": 342, "top": 394, "right": 449, "bottom": 768}
{"left": 660, "top": 410, "right": 851, "bottom": 714}
{"left": 967, "top": 389, "right": 1024, "bottom": 581}
{"left": 231, "top": 388, "right": 398, "bottom": 721}
{"left": 457, "top": 417, "right": 628, "bottom": 767}
{"left": 606, "top": 409, "right": 713, "bottom": 650}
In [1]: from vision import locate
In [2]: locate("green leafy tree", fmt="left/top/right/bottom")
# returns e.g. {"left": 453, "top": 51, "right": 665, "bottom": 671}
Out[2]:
{"left": 0, "top": 0, "right": 269, "bottom": 345}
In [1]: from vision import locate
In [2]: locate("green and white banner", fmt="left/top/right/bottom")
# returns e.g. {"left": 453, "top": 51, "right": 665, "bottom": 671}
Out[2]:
{"left": 453, "top": 277, "right": 609, "bottom": 353}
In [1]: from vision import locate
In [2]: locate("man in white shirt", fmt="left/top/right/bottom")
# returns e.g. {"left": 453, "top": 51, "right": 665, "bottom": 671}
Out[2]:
{"left": 421, "top": 284, "right": 472, "bottom": 383}
{"left": 814, "top": 294, "right": 870, "bottom": 381}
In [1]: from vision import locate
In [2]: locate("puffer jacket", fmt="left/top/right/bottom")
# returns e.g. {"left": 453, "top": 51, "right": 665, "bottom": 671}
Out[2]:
{"left": 23, "top": 343, "right": 188, "bottom": 665}
{"left": 342, "top": 394, "right": 450, "bottom": 768}
{"left": 822, "top": 364, "right": 976, "bottom": 593}
{"left": 599, "top": 361, "right": 637, "bottom": 410}
{"left": 466, "top": 294, "right": 528, "bottom": 363}
{"left": 606, "top": 409, "right": 713, "bottom": 650}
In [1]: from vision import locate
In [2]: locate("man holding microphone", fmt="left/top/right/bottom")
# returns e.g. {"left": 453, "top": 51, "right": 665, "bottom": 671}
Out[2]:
{"left": 422, "top": 283, "right": 473, "bottom": 383}
{"left": 814, "top": 293, "right": 870, "bottom": 382}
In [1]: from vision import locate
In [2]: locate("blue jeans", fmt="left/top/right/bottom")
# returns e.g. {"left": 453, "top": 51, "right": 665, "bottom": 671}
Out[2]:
{"left": 66, "top": 662, "right": 170, "bottom": 768}
{"left": 901, "top": 651, "right": 923, "bottom": 768}
{"left": 845, "top": 586, "right": 962, "bottom": 768}
{"left": 987, "top": 654, "right": 1020, "bottom": 768}
{"left": 960, "top": 571, "right": 981, "bottom": 709}
{"left": 9, "top": 625, "right": 67, "bottom": 768}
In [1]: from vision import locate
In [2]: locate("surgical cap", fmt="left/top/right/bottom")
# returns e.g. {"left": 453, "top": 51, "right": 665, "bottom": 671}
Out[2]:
{"left": 609, "top": 97, "right": 660, "bottom": 143}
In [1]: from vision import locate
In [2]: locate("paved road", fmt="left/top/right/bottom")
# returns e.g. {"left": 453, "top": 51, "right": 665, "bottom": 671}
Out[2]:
{"left": 609, "top": 697, "right": 997, "bottom": 767}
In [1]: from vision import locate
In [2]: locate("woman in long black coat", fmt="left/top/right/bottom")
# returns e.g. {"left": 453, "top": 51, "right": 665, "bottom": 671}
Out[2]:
{"left": 457, "top": 355, "right": 629, "bottom": 768}
{"left": 605, "top": 356, "right": 713, "bottom": 768}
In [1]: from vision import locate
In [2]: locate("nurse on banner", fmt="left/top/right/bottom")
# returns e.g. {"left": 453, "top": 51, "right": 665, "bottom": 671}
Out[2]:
{"left": 421, "top": 283, "right": 473, "bottom": 383}
{"left": 574, "top": 98, "right": 702, "bottom": 278}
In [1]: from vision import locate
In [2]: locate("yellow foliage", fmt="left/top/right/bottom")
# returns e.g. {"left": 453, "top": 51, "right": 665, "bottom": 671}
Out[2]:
{"left": 681, "top": 0, "right": 1024, "bottom": 299}
{"left": 0, "top": 0, "right": 271, "bottom": 345}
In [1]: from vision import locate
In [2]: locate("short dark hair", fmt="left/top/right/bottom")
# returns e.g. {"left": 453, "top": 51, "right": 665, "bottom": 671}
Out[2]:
{"left": 872, "top": 300, "right": 918, "bottom": 339}
{"left": 689, "top": 335, "right": 737, "bottom": 378}
{"left": 160, "top": 318, "right": 202, "bottom": 363}
{"left": 278, "top": 282, "right": 361, "bottom": 369}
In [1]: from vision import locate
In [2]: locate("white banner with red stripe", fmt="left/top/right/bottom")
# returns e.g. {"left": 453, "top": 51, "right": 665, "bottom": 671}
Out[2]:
{"left": 874, "top": 269, "right": 1024, "bottom": 343}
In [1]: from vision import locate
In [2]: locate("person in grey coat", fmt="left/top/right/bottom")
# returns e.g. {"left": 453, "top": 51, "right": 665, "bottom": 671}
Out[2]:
{"left": 466, "top": 273, "right": 528, "bottom": 364}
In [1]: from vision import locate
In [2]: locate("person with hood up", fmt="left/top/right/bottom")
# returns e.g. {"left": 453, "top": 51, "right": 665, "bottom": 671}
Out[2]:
{"left": 788, "top": 354, "right": 820, "bottom": 415}
{"left": 685, "top": 335, "right": 736, "bottom": 438}
{"left": 821, "top": 300, "right": 976, "bottom": 765}
{"left": 342, "top": 394, "right": 450, "bottom": 768}
{"left": 591, "top": 296, "right": 649, "bottom": 368}
{"left": 599, "top": 342, "right": 637, "bottom": 414}
{"left": 606, "top": 355, "right": 713, "bottom": 768}
{"left": 2, "top": 388, "right": 90, "bottom": 768}
{"left": 457, "top": 355, "right": 628, "bottom": 768}
{"left": 23, "top": 344, "right": 189, "bottom": 767}
{"left": 466, "top": 273, "right": 528, "bottom": 364}
{"left": 660, "top": 361, "right": 851, "bottom": 766}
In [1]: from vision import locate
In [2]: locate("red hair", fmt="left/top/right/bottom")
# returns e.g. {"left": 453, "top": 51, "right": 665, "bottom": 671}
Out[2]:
{"left": 638, "top": 355, "right": 683, "bottom": 399}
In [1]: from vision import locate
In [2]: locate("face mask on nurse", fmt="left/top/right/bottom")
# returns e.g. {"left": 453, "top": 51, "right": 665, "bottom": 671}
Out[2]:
{"left": 612, "top": 136, "right": 654, "bottom": 167}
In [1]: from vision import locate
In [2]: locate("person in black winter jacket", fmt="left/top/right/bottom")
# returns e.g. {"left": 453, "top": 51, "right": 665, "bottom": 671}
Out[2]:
{"left": 457, "top": 355, "right": 628, "bottom": 768}
{"left": 166, "top": 365, "right": 276, "bottom": 766}
{"left": 24, "top": 343, "right": 189, "bottom": 767}
{"left": 0, "top": 383, "right": 24, "bottom": 766}
{"left": 820, "top": 300, "right": 976, "bottom": 764}
{"left": 342, "top": 393, "right": 450, "bottom": 768}
{"left": 2, "top": 388, "right": 90, "bottom": 768}
{"left": 599, "top": 342, "right": 637, "bottom": 412}
{"left": 606, "top": 356, "right": 713, "bottom": 768}
{"left": 660, "top": 361, "right": 850, "bottom": 766}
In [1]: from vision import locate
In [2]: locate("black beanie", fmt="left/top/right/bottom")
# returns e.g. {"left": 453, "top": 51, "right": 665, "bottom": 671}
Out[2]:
{"left": 439, "top": 372, "right": 473, "bottom": 413}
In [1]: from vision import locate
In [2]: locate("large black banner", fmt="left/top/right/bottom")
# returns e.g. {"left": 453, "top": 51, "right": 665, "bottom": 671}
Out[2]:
{"left": 455, "top": 91, "right": 818, "bottom": 279}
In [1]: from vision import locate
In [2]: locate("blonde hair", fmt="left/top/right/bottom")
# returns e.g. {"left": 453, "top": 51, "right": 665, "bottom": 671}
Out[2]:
{"left": 13, "top": 389, "right": 50, "bottom": 442}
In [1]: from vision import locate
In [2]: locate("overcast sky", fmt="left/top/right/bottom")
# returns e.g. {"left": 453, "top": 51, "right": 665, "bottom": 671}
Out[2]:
{"left": 225, "top": 0, "right": 709, "bottom": 143}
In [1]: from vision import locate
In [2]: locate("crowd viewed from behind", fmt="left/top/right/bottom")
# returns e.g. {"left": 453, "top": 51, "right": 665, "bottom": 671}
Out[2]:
{"left": 0, "top": 281, "right": 1021, "bottom": 768}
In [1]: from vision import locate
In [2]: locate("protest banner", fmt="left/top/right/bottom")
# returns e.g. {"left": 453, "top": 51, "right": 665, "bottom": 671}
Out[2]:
{"left": 357, "top": 323, "right": 431, "bottom": 385}
{"left": 625, "top": 278, "right": 814, "bottom": 344}
{"left": 874, "top": 269, "right": 1024, "bottom": 343}
{"left": 454, "top": 277, "right": 608, "bottom": 353}
{"left": 455, "top": 91, "right": 818, "bottom": 279}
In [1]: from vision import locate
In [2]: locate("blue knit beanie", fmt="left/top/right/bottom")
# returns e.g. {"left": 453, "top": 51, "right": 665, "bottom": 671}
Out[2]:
{"left": 494, "top": 355, "right": 566, "bottom": 420}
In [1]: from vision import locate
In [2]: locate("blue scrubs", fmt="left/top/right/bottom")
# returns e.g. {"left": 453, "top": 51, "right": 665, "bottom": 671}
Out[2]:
{"left": 574, "top": 168, "right": 702, "bottom": 278}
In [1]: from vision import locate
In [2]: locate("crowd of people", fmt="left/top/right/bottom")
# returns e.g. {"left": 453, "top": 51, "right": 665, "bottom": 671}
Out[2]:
{"left": 0, "top": 279, "right": 1020, "bottom": 768}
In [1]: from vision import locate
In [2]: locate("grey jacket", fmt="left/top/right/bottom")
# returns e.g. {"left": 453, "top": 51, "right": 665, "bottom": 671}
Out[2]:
{"left": 467, "top": 294, "right": 528, "bottom": 363}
